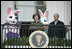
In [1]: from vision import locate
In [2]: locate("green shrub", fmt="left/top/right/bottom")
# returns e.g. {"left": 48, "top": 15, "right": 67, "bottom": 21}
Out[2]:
{"left": 2, "top": 36, "right": 71, "bottom": 48}
{"left": 2, "top": 36, "right": 29, "bottom": 47}
{"left": 48, "top": 37, "right": 71, "bottom": 46}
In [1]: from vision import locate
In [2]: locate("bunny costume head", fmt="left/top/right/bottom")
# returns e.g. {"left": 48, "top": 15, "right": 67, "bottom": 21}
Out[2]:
{"left": 38, "top": 9, "right": 48, "bottom": 24}
{"left": 7, "top": 7, "right": 20, "bottom": 24}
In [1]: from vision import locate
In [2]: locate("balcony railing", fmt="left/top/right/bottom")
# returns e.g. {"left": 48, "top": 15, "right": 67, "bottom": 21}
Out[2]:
{"left": 1, "top": 24, "right": 71, "bottom": 48}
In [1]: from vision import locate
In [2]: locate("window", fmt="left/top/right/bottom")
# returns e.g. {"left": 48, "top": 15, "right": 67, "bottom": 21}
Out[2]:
{"left": 16, "top": 1, "right": 46, "bottom": 21}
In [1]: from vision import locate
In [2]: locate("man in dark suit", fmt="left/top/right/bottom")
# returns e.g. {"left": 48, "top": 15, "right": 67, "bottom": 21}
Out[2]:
{"left": 48, "top": 13, "right": 66, "bottom": 38}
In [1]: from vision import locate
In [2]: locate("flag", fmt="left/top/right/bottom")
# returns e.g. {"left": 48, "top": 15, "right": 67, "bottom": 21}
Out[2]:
{"left": 14, "top": 1, "right": 18, "bottom": 20}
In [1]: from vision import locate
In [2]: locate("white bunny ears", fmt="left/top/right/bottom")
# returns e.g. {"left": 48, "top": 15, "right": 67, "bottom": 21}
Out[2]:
{"left": 8, "top": 7, "right": 20, "bottom": 15}
{"left": 38, "top": 9, "right": 48, "bottom": 18}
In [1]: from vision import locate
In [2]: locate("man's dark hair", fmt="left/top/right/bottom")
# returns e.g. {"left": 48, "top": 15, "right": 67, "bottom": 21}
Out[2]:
{"left": 33, "top": 14, "right": 40, "bottom": 20}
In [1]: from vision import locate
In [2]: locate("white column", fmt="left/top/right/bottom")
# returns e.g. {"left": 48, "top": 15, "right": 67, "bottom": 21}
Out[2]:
{"left": 64, "top": 1, "right": 71, "bottom": 25}
{"left": 1, "top": 1, "right": 14, "bottom": 43}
